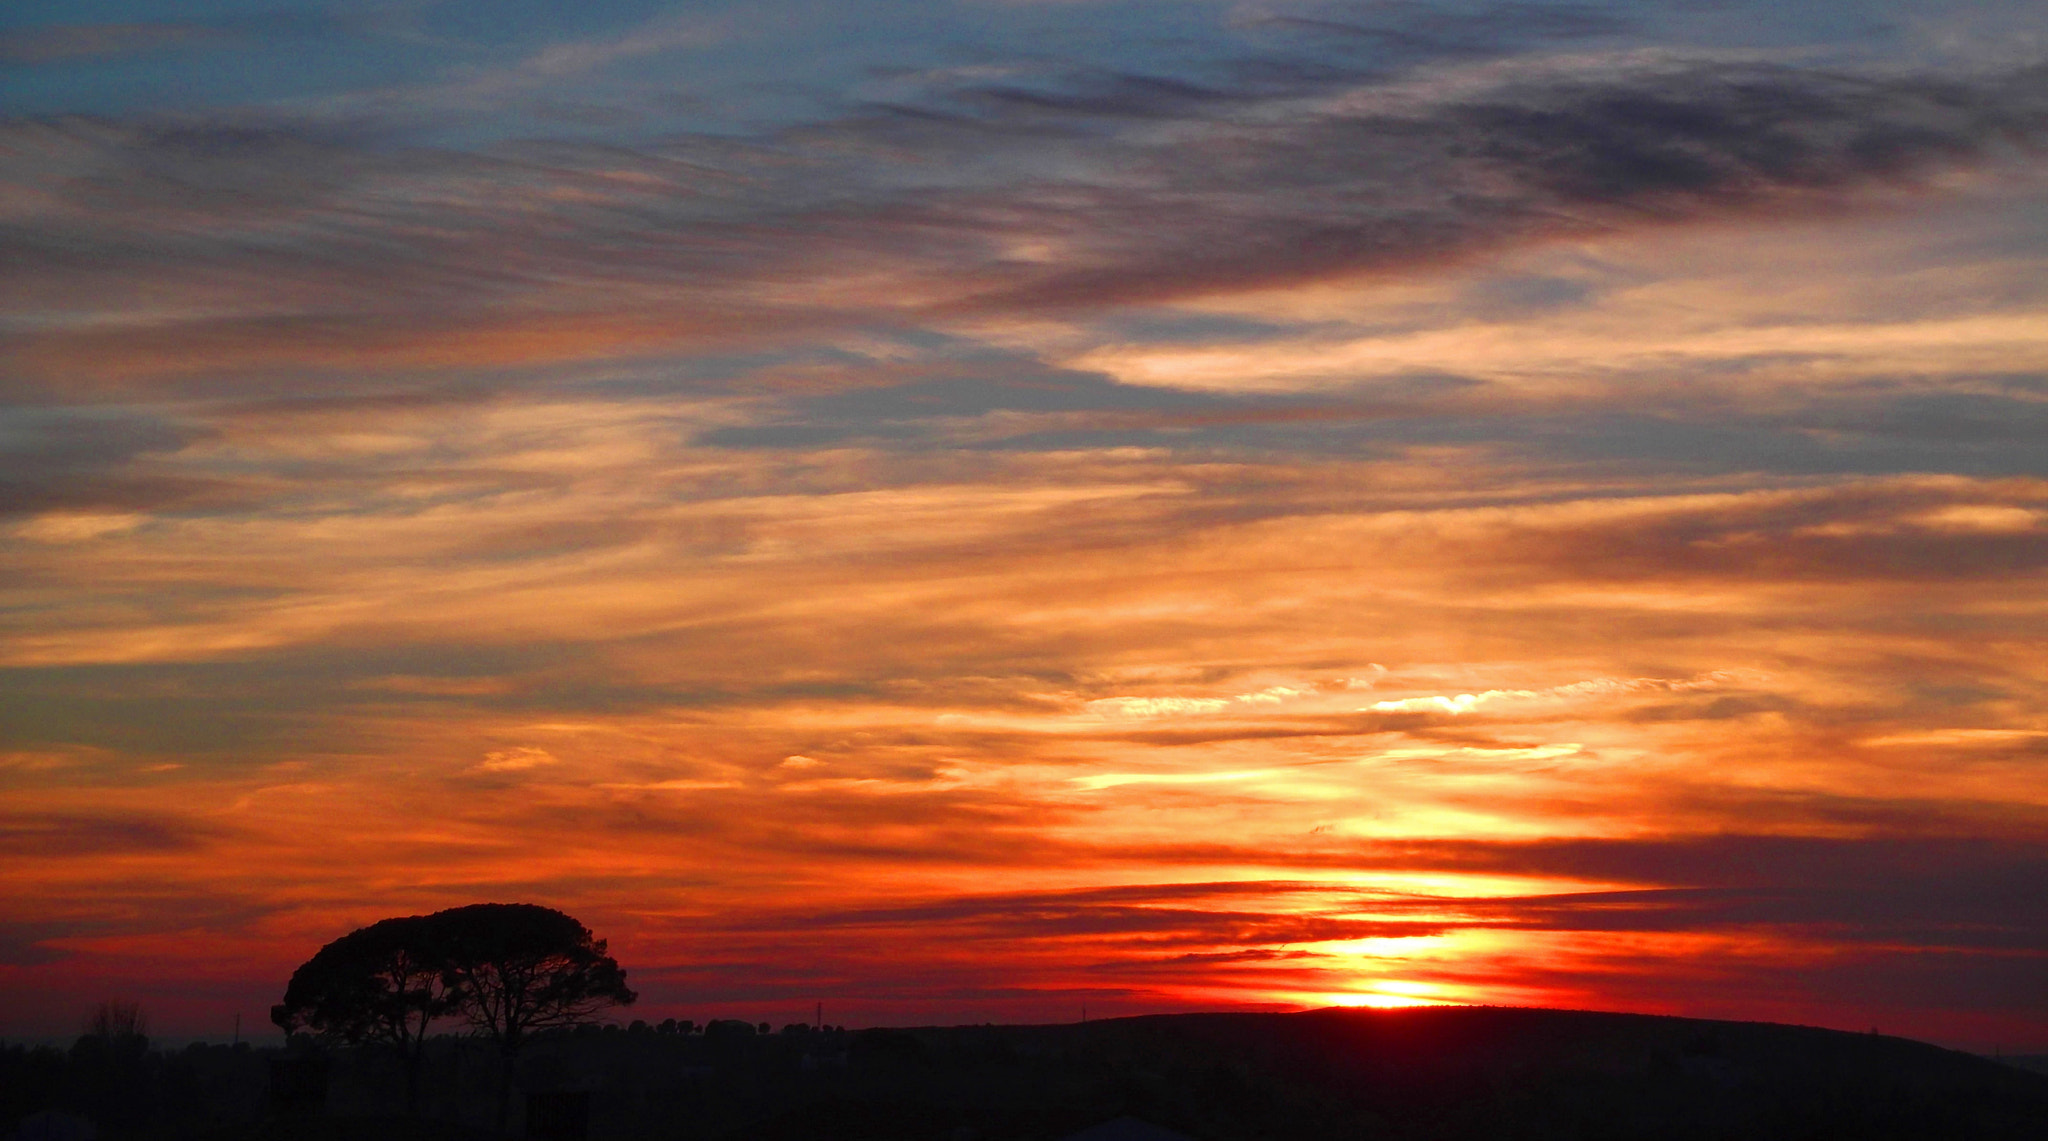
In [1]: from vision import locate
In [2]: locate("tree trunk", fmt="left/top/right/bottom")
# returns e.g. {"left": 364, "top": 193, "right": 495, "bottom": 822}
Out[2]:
{"left": 403, "top": 1045, "right": 421, "bottom": 1119}
{"left": 495, "top": 1046, "right": 516, "bottom": 1136}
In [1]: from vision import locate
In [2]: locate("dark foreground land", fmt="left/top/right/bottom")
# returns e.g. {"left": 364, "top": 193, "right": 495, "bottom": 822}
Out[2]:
{"left": 8, "top": 1007, "right": 2048, "bottom": 1141}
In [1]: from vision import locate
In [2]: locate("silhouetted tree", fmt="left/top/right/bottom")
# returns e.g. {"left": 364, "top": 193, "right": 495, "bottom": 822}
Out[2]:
{"left": 84, "top": 999, "right": 148, "bottom": 1042}
{"left": 429, "top": 903, "right": 635, "bottom": 1131}
{"left": 270, "top": 914, "right": 455, "bottom": 1115}
{"left": 706, "top": 1019, "right": 755, "bottom": 1038}
{"left": 70, "top": 1000, "right": 154, "bottom": 1132}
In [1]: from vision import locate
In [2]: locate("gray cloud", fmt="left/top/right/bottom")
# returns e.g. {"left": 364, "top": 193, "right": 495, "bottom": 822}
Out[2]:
{"left": 0, "top": 22, "right": 215, "bottom": 65}
{"left": 0, "top": 811, "right": 212, "bottom": 856}
{"left": 5, "top": 54, "right": 2044, "bottom": 398}
{"left": 0, "top": 407, "right": 217, "bottom": 517}
{"left": 0, "top": 10, "right": 398, "bottom": 66}
{"left": 0, "top": 923, "right": 73, "bottom": 966}
{"left": 893, "top": 60, "right": 2048, "bottom": 312}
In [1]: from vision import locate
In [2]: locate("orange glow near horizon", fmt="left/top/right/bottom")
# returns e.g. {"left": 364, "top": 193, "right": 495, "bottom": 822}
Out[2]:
{"left": 1317, "top": 981, "right": 1461, "bottom": 1010}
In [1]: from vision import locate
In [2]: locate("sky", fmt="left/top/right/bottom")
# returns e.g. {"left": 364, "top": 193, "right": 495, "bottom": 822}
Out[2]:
{"left": 2, "top": 0, "right": 2045, "bottom": 1050}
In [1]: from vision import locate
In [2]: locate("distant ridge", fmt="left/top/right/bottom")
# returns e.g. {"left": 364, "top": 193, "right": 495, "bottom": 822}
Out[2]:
{"left": 726, "top": 1005, "right": 2048, "bottom": 1140}
{"left": 1996, "top": 1053, "right": 2048, "bottom": 1076}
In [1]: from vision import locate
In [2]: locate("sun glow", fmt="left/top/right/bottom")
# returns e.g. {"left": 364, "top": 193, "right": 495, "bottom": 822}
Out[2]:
{"left": 1317, "top": 981, "right": 1460, "bottom": 1010}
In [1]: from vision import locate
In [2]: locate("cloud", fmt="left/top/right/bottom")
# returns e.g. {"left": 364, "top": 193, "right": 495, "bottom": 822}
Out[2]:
{"left": 1091, "top": 696, "right": 1235, "bottom": 718}
{"left": 309, "top": 11, "right": 737, "bottom": 122}
{"left": 0, "top": 923, "right": 74, "bottom": 966}
{"left": 0, "top": 23, "right": 212, "bottom": 64}
{"left": 1365, "top": 672, "right": 1740, "bottom": 714}
{"left": 0, "top": 10, "right": 401, "bottom": 67}
{"left": 1367, "top": 690, "right": 1537, "bottom": 714}
{"left": 0, "top": 811, "right": 211, "bottom": 856}
{"left": 468, "top": 746, "right": 560, "bottom": 773}
{"left": 6, "top": 56, "right": 2045, "bottom": 396}
{"left": 13, "top": 512, "right": 147, "bottom": 544}
{"left": 898, "top": 59, "right": 2048, "bottom": 314}
{"left": 0, "top": 407, "right": 214, "bottom": 518}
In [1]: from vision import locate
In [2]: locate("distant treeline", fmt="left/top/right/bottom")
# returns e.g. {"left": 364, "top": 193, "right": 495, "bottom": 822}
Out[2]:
{"left": 0, "top": 1018, "right": 849, "bottom": 1140}
{"left": 1, "top": 1034, "right": 268, "bottom": 1138}
{"left": 597, "top": 1020, "right": 848, "bottom": 1038}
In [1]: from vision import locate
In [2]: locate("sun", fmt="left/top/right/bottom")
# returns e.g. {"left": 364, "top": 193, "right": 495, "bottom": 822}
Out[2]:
{"left": 1326, "top": 993, "right": 1446, "bottom": 1009}
{"left": 1302, "top": 979, "right": 1461, "bottom": 1010}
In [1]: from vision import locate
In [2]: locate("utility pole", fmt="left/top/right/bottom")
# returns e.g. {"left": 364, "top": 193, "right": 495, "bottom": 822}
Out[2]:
{"left": 816, "top": 1002, "right": 822, "bottom": 1031}
{"left": 232, "top": 1013, "right": 240, "bottom": 1047}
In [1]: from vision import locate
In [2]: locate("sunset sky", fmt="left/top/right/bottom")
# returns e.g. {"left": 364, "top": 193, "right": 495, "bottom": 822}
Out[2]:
{"left": 4, "top": 0, "right": 2046, "bottom": 1050}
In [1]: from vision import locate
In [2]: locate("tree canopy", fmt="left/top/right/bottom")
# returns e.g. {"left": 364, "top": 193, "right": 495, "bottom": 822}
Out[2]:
{"left": 270, "top": 913, "right": 455, "bottom": 1111}
{"left": 271, "top": 914, "right": 452, "bottom": 1048}
{"left": 271, "top": 902, "right": 633, "bottom": 1118}
{"left": 84, "top": 999, "right": 148, "bottom": 1043}
{"left": 431, "top": 903, "right": 636, "bottom": 1055}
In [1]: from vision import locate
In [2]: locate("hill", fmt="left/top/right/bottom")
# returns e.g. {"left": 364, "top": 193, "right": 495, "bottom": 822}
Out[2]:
{"left": 728, "top": 1007, "right": 2048, "bottom": 1141}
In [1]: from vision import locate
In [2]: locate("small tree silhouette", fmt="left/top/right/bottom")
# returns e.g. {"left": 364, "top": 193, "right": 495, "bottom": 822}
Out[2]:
{"left": 270, "top": 914, "right": 455, "bottom": 1115}
{"left": 84, "top": 999, "right": 148, "bottom": 1042}
{"left": 72, "top": 1000, "right": 153, "bottom": 1132}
